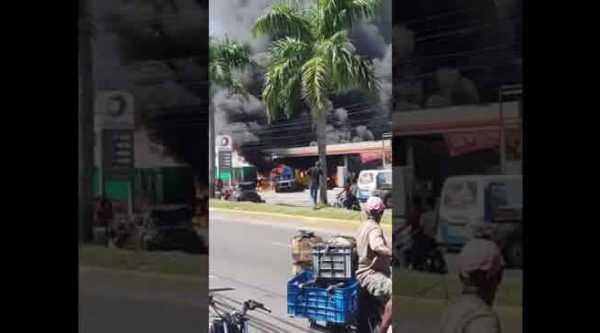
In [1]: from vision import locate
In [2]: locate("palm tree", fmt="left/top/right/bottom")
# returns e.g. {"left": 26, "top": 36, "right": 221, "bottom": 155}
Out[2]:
{"left": 253, "top": 0, "right": 381, "bottom": 205}
{"left": 208, "top": 37, "right": 253, "bottom": 197}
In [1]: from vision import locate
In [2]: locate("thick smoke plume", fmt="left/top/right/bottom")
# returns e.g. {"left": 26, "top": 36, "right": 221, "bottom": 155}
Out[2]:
{"left": 210, "top": 0, "right": 393, "bottom": 166}
{"left": 92, "top": 0, "right": 210, "bottom": 177}
{"left": 393, "top": 0, "right": 521, "bottom": 112}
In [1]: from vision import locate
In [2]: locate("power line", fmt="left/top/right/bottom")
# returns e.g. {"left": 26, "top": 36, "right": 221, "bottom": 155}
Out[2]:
{"left": 414, "top": 17, "right": 522, "bottom": 43}
{"left": 397, "top": 43, "right": 518, "bottom": 65}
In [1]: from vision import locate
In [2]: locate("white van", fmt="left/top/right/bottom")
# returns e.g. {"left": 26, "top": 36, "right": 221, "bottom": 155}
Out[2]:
{"left": 356, "top": 169, "right": 392, "bottom": 205}
{"left": 437, "top": 175, "right": 522, "bottom": 265}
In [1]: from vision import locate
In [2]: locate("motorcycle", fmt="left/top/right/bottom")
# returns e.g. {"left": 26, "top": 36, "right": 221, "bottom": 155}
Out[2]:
{"left": 356, "top": 287, "right": 384, "bottom": 333}
{"left": 209, "top": 293, "right": 272, "bottom": 333}
{"left": 392, "top": 227, "right": 447, "bottom": 274}
{"left": 332, "top": 191, "right": 361, "bottom": 211}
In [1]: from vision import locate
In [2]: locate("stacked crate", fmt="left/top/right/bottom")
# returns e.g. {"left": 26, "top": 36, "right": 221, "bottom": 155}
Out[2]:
{"left": 288, "top": 235, "right": 360, "bottom": 327}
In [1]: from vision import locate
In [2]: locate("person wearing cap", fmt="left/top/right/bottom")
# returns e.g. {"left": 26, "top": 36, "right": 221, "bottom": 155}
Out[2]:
{"left": 355, "top": 196, "right": 393, "bottom": 333}
{"left": 441, "top": 238, "right": 505, "bottom": 333}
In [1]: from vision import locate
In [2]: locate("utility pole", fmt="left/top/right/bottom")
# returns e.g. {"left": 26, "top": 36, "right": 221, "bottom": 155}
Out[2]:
{"left": 499, "top": 84, "right": 522, "bottom": 175}
{"left": 79, "top": 0, "right": 94, "bottom": 243}
{"left": 316, "top": 112, "right": 328, "bottom": 205}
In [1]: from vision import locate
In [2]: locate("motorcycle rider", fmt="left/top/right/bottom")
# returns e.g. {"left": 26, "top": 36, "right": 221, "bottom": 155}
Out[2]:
{"left": 355, "top": 196, "right": 392, "bottom": 332}
{"left": 342, "top": 177, "right": 359, "bottom": 209}
{"left": 440, "top": 238, "right": 505, "bottom": 333}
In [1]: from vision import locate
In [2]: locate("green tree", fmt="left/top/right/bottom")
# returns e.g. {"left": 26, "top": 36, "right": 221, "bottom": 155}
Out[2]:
{"left": 208, "top": 37, "right": 253, "bottom": 197}
{"left": 253, "top": 0, "right": 381, "bottom": 205}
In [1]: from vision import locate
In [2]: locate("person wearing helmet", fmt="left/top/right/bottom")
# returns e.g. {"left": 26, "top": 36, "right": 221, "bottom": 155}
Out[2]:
{"left": 355, "top": 196, "right": 392, "bottom": 333}
{"left": 441, "top": 238, "right": 505, "bottom": 333}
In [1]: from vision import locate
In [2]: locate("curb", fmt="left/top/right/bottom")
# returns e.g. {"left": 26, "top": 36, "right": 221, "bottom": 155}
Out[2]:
{"left": 209, "top": 207, "right": 392, "bottom": 233}
{"left": 79, "top": 265, "right": 207, "bottom": 282}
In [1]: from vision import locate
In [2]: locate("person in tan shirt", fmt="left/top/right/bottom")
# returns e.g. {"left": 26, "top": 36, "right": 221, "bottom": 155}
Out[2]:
{"left": 441, "top": 238, "right": 505, "bottom": 333}
{"left": 355, "top": 196, "right": 392, "bottom": 333}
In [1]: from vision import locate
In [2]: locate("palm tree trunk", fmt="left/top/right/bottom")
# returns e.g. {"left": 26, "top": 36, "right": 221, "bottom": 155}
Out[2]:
{"left": 316, "top": 112, "right": 328, "bottom": 205}
{"left": 79, "top": 0, "right": 94, "bottom": 243}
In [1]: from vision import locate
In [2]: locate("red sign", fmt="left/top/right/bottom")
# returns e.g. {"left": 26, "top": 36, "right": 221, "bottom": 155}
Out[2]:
{"left": 444, "top": 132, "right": 499, "bottom": 157}
{"left": 360, "top": 152, "right": 383, "bottom": 163}
{"left": 444, "top": 130, "right": 521, "bottom": 157}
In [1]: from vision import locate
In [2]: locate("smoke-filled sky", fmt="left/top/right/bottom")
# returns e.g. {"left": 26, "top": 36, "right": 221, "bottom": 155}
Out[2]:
{"left": 209, "top": 0, "right": 393, "bottom": 171}
{"left": 90, "top": 0, "right": 210, "bottom": 176}
{"left": 86, "top": 0, "right": 521, "bottom": 173}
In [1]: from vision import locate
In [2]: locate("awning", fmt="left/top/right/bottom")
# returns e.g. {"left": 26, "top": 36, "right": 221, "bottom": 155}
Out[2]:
{"left": 393, "top": 102, "right": 521, "bottom": 136}
{"left": 269, "top": 140, "right": 391, "bottom": 158}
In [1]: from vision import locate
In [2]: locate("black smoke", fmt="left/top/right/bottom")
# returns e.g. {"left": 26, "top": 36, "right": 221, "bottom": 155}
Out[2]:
{"left": 393, "top": 0, "right": 522, "bottom": 110}
{"left": 93, "top": 0, "right": 209, "bottom": 179}
{"left": 210, "top": 0, "right": 393, "bottom": 165}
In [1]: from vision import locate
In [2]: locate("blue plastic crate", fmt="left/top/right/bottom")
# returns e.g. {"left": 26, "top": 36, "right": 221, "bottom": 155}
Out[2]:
{"left": 287, "top": 270, "right": 358, "bottom": 324}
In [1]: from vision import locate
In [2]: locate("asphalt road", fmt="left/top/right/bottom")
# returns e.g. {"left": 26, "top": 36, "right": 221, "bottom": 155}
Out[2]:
{"left": 209, "top": 210, "right": 392, "bottom": 332}
{"left": 79, "top": 268, "right": 208, "bottom": 333}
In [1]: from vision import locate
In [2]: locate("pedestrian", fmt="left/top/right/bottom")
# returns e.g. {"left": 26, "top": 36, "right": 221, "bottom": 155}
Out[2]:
{"left": 308, "top": 161, "right": 323, "bottom": 209}
{"left": 440, "top": 238, "right": 505, "bottom": 333}
{"left": 408, "top": 197, "right": 425, "bottom": 269}
{"left": 99, "top": 195, "right": 114, "bottom": 245}
{"left": 355, "top": 196, "right": 393, "bottom": 333}
{"left": 418, "top": 198, "right": 440, "bottom": 261}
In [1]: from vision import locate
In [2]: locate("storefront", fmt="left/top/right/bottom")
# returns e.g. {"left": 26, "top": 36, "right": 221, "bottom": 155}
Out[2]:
{"left": 393, "top": 102, "right": 522, "bottom": 210}
{"left": 268, "top": 140, "right": 392, "bottom": 188}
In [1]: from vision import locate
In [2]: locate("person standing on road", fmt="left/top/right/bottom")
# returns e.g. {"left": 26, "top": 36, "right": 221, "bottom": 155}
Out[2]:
{"left": 308, "top": 161, "right": 322, "bottom": 209}
{"left": 355, "top": 196, "right": 393, "bottom": 333}
{"left": 441, "top": 238, "right": 505, "bottom": 333}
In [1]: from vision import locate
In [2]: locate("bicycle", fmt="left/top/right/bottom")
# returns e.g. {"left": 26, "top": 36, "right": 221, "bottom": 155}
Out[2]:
{"left": 209, "top": 293, "right": 272, "bottom": 333}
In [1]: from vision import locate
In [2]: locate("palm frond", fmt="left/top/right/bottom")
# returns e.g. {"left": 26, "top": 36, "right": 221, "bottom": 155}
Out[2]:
{"left": 209, "top": 38, "right": 253, "bottom": 95}
{"left": 316, "top": 31, "right": 380, "bottom": 98}
{"left": 209, "top": 59, "right": 231, "bottom": 87}
{"left": 252, "top": 1, "right": 313, "bottom": 41}
{"left": 301, "top": 56, "right": 331, "bottom": 117}
{"left": 316, "top": 0, "right": 382, "bottom": 37}
{"left": 270, "top": 37, "right": 312, "bottom": 64}
{"left": 262, "top": 56, "right": 303, "bottom": 122}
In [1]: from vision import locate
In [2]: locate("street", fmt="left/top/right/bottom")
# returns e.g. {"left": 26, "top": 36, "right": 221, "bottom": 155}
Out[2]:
{"left": 79, "top": 267, "right": 208, "bottom": 333}
{"left": 209, "top": 210, "right": 393, "bottom": 332}
{"left": 209, "top": 209, "right": 521, "bottom": 333}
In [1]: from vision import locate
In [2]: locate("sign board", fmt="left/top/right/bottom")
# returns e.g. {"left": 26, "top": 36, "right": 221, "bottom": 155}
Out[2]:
{"left": 102, "top": 129, "right": 134, "bottom": 179}
{"left": 218, "top": 150, "right": 232, "bottom": 171}
{"left": 95, "top": 91, "right": 134, "bottom": 129}
{"left": 216, "top": 135, "right": 232, "bottom": 152}
{"left": 443, "top": 130, "right": 521, "bottom": 157}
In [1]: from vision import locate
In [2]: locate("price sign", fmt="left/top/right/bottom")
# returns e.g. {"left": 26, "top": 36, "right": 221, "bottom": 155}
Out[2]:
{"left": 102, "top": 129, "right": 134, "bottom": 179}
{"left": 218, "top": 150, "right": 232, "bottom": 171}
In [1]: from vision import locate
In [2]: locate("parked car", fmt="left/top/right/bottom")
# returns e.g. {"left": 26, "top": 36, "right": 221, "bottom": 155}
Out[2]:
{"left": 139, "top": 204, "right": 207, "bottom": 254}
{"left": 230, "top": 182, "right": 265, "bottom": 203}
{"left": 357, "top": 169, "right": 392, "bottom": 208}
{"left": 437, "top": 175, "right": 522, "bottom": 267}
